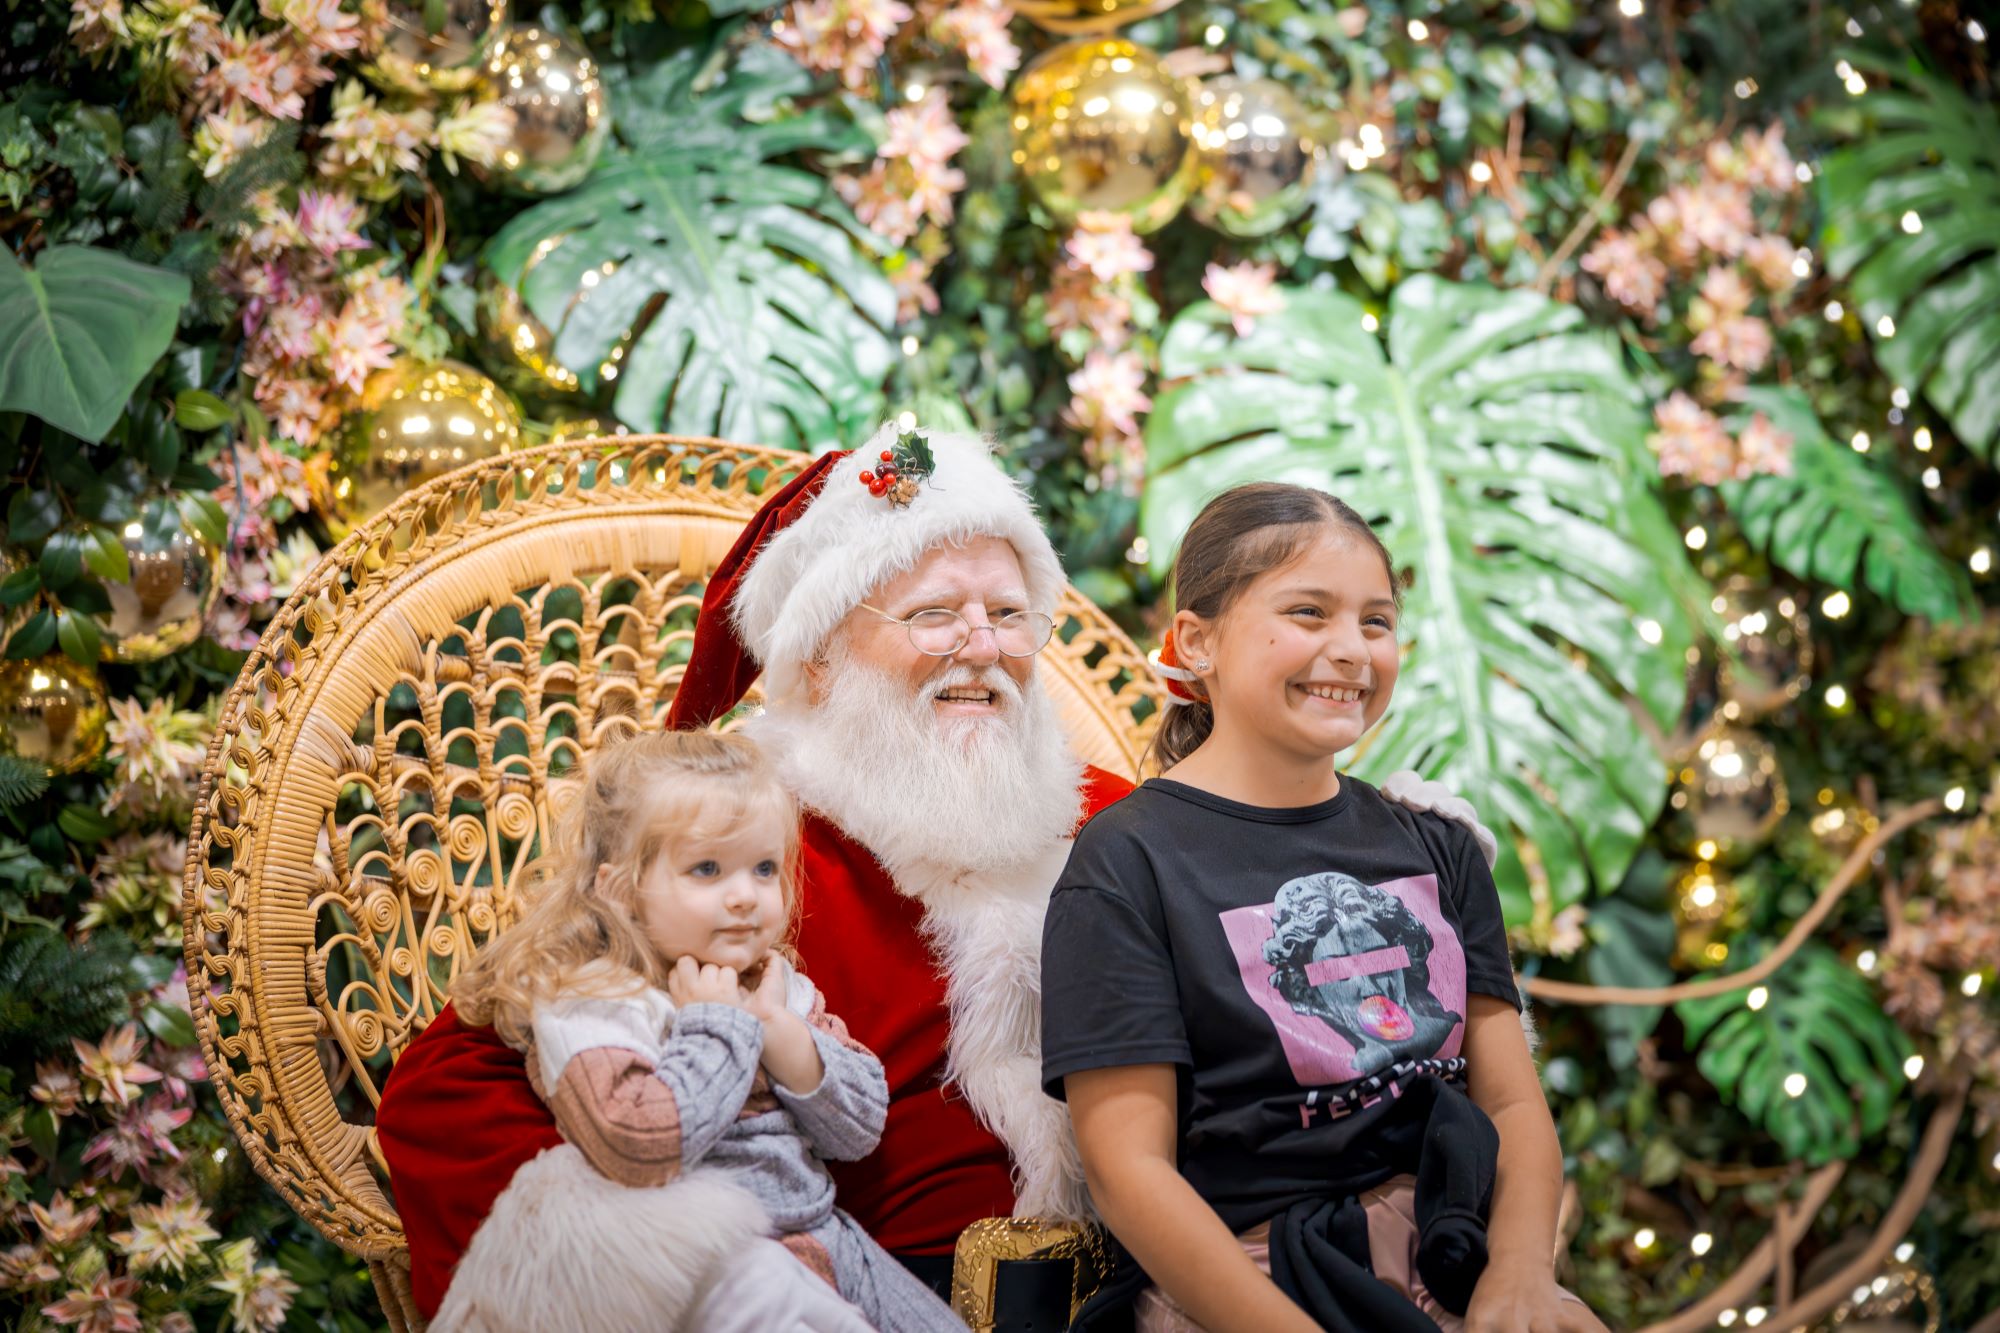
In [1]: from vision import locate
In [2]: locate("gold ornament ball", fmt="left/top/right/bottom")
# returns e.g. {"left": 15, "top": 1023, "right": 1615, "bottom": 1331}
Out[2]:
{"left": 477, "top": 234, "right": 628, "bottom": 399}
{"left": 1187, "top": 76, "right": 1320, "bottom": 238}
{"left": 1012, "top": 0, "right": 1182, "bottom": 34}
{"left": 1807, "top": 790, "right": 1880, "bottom": 854}
{"left": 0, "top": 656, "right": 109, "bottom": 775}
{"left": 91, "top": 508, "right": 224, "bottom": 664}
{"left": 1010, "top": 38, "right": 1197, "bottom": 234}
{"left": 1671, "top": 862, "right": 1741, "bottom": 968}
{"left": 1664, "top": 726, "right": 1790, "bottom": 865}
{"left": 331, "top": 360, "right": 523, "bottom": 531}
{"left": 1712, "top": 578, "right": 1814, "bottom": 717}
{"left": 368, "top": 0, "right": 508, "bottom": 94}
{"left": 477, "top": 26, "right": 609, "bottom": 195}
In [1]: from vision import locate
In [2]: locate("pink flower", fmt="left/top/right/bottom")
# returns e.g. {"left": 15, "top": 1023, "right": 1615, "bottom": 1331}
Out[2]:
{"left": 1082, "top": 429, "right": 1146, "bottom": 495}
{"left": 30, "top": 1194, "right": 103, "bottom": 1247}
{"left": 881, "top": 89, "right": 969, "bottom": 170}
{"left": 295, "top": 190, "right": 368, "bottom": 257}
{"left": 32, "top": 1061, "right": 85, "bottom": 1117}
{"left": 1691, "top": 313, "right": 1772, "bottom": 372}
{"left": 84, "top": 1097, "right": 194, "bottom": 1181}
{"left": 836, "top": 164, "right": 921, "bottom": 245}
{"left": 68, "top": 0, "right": 130, "bottom": 55}
{"left": 72, "top": 1024, "right": 163, "bottom": 1108}
{"left": 113, "top": 1196, "right": 220, "bottom": 1276}
{"left": 202, "top": 29, "right": 317, "bottom": 119}
{"left": 1738, "top": 123, "right": 1797, "bottom": 194}
{"left": 1044, "top": 265, "right": 1132, "bottom": 348}
{"left": 1734, "top": 411, "right": 1795, "bottom": 478}
{"left": 192, "top": 101, "right": 272, "bottom": 178}
{"left": 42, "top": 1274, "right": 141, "bottom": 1333}
{"left": 266, "top": 0, "right": 361, "bottom": 54}
{"left": 1065, "top": 348, "right": 1153, "bottom": 439}
{"left": 343, "top": 262, "right": 413, "bottom": 336}
{"left": 1580, "top": 229, "right": 1668, "bottom": 315}
{"left": 1690, "top": 265, "right": 1754, "bottom": 323}
{"left": 1203, "top": 261, "right": 1285, "bottom": 336}
{"left": 889, "top": 256, "right": 940, "bottom": 323}
{"left": 1649, "top": 391, "right": 1735, "bottom": 486}
{"left": 1742, "top": 234, "right": 1799, "bottom": 292}
{"left": 772, "top": 0, "right": 914, "bottom": 91}
{"left": 1, "top": 1242, "right": 61, "bottom": 1288}
{"left": 321, "top": 299, "right": 396, "bottom": 392}
{"left": 257, "top": 374, "right": 330, "bottom": 444}
{"left": 932, "top": 0, "right": 1019, "bottom": 88}
{"left": 1066, "top": 212, "right": 1154, "bottom": 284}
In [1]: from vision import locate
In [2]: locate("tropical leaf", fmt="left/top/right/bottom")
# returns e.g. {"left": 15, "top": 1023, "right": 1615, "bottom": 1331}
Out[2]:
{"left": 485, "top": 45, "right": 894, "bottom": 449}
{"left": 1676, "top": 942, "right": 1911, "bottom": 1164}
{"left": 1721, "top": 385, "right": 1973, "bottom": 623}
{"left": 0, "top": 245, "right": 190, "bottom": 443}
{"left": 1820, "top": 58, "right": 2000, "bottom": 461}
{"left": 1143, "top": 278, "right": 1702, "bottom": 922}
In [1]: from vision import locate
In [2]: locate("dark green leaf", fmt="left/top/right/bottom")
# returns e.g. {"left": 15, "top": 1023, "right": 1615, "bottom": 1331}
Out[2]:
{"left": 24, "top": 1105, "right": 57, "bottom": 1159}
{"left": 178, "top": 493, "right": 228, "bottom": 548}
{"left": 5, "top": 610, "right": 56, "bottom": 658}
{"left": 82, "top": 525, "right": 130, "bottom": 584}
{"left": 142, "top": 998, "right": 199, "bottom": 1048}
{"left": 6, "top": 489, "right": 62, "bottom": 544}
{"left": 54, "top": 608, "right": 101, "bottom": 664}
{"left": 57, "top": 579, "right": 111, "bottom": 615}
{"left": 163, "top": 343, "right": 217, "bottom": 394}
{"left": 57, "top": 802, "right": 118, "bottom": 843}
{"left": 173, "top": 388, "right": 235, "bottom": 432}
{"left": 0, "top": 568, "right": 40, "bottom": 606}
{"left": 0, "top": 246, "right": 191, "bottom": 443}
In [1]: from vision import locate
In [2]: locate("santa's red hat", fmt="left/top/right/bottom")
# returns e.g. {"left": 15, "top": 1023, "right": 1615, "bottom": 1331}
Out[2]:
{"left": 666, "top": 423, "right": 1067, "bottom": 729}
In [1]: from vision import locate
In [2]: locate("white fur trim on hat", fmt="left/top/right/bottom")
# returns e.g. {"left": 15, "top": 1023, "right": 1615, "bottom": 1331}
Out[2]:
{"left": 731, "top": 425, "right": 1067, "bottom": 704}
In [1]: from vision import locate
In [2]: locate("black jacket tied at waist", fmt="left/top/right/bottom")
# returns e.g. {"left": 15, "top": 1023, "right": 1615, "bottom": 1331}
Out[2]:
{"left": 1073, "top": 1073, "right": 1499, "bottom": 1332}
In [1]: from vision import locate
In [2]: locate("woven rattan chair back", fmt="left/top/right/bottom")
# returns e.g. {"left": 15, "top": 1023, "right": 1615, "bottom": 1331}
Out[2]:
{"left": 180, "top": 436, "right": 1164, "bottom": 1328}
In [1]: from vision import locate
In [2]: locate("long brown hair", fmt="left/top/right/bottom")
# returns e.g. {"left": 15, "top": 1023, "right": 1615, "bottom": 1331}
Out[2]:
{"left": 452, "top": 729, "right": 801, "bottom": 1046}
{"left": 1149, "top": 482, "right": 1397, "bottom": 771}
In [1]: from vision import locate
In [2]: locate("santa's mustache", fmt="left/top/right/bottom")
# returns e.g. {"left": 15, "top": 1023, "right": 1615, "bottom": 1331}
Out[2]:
{"left": 917, "top": 662, "right": 1025, "bottom": 710}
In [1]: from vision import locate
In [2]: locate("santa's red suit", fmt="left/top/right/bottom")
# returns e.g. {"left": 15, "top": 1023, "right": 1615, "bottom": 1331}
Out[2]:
{"left": 375, "top": 432, "right": 1132, "bottom": 1318}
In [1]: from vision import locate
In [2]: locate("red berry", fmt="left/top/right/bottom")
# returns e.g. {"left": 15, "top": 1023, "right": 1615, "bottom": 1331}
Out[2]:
{"left": 869, "top": 480, "right": 889, "bottom": 496}
{"left": 859, "top": 470, "right": 876, "bottom": 485}
{"left": 880, "top": 449, "right": 895, "bottom": 463}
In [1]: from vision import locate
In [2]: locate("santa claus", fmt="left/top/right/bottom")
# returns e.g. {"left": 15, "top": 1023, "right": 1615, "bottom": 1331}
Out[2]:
{"left": 374, "top": 424, "right": 1487, "bottom": 1327}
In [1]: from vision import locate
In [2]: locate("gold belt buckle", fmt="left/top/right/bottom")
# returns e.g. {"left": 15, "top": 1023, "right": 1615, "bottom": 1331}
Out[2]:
{"left": 950, "top": 1217, "right": 1109, "bottom": 1332}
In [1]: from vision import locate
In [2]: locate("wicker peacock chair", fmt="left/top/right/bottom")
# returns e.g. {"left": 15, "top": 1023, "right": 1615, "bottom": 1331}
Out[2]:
{"left": 180, "top": 435, "right": 1164, "bottom": 1331}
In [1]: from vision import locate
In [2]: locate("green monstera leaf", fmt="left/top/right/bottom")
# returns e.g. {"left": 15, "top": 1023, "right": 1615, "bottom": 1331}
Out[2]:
{"left": 0, "top": 246, "right": 190, "bottom": 443}
{"left": 1676, "top": 942, "right": 1911, "bottom": 1164}
{"left": 1820, "top": 58, "right": 2000, "bottom": 461}
{"left": 1142, "top": 277, "right": 1702, "bottom": 923}
{"left": 1721, "top": 385, "right": 1973, "bottom": 623}
{"left": 484, "top": 44, "right": 895, "bottom": 449}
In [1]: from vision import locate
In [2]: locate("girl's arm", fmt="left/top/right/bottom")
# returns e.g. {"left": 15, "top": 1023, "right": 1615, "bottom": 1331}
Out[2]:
{"left": 1461, "top": 994, "right": 1608, "bottom": 1333}
{"left": 531, "top": 984, "right": 763, "bottom": 1187}
{"left": 1066, "top": 1064, "right": 1318, "bottom": 1333}
{"left": 752, "top": 963, "right": 889, "bottom": 1162}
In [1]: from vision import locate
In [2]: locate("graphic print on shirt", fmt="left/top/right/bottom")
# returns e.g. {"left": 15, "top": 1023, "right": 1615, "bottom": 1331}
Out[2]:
{"left": 1217, "top": 872, "right": 1467, "bottom": 1085}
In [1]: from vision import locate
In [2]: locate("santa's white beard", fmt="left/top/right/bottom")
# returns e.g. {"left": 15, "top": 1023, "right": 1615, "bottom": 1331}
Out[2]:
{"left": 752, "top": 648, "right": 1086, "bottom": 879}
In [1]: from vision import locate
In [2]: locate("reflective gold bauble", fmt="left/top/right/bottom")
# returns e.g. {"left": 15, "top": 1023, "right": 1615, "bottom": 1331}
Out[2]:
{"left": 477, "top": 235, "right": 627, "bottom": 399}
{"left": 1012, "top": 0, "right": 1181, "bottom": 33}
{"left": 476, "top": 26, "right": 608, "bottom": 194}
{"left": 368, "top": 0, "right": 508, "bottom": 94}
{"left": 90, "top": 506, "right": 224, "bottom": 663}
{"left": 1663, "top": 726, "right": 1790, "bottom": 865}
{"left": 1671, "top": 862, "right": 1741, "bottom": 968}
{"left": 1803, "top": 1260, "right": 1939, "bottom": 1333}
{"left": 1010, "top": 38, "right": 1196, "bottom": 234}
{"left": 1187, "top": 76, "right": 1320, "bottom": 238}
{"left": 331, "top": 360, "right": 522, "bottom": 530}
{"left": 543, "top": 417, "right": 630, "bottom": 445}
{"left": 1807, "top": 790, "right": 1880, "bottom": 854}
{"left": 1712, "top": 578, "right": 1814, "bottom": 717}
{"left": 0, "top": 656, "right": 109, "bottom": 775}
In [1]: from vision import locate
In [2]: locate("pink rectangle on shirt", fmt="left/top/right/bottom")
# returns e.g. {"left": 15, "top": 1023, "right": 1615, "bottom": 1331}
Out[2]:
{"left": 1304, "top": 945, "right": 1410, "bottom": 987}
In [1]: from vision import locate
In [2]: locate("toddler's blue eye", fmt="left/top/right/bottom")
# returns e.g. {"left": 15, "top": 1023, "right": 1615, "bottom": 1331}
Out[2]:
{"left": 755, "top": 860, "right": 779, "bottom": 877}
{"left": 687, "top": 860, "right": 720, "bottom": 878}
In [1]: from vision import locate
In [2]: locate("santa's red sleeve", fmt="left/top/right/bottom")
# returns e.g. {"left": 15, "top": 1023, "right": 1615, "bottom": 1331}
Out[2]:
{"left": 374, "top": 1004, "right": 564, "bottom": 1319}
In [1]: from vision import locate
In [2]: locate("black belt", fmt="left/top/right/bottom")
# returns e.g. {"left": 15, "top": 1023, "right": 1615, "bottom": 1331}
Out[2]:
{"left": 896, "top": 1250, "right": 1081, "bottom": 1332}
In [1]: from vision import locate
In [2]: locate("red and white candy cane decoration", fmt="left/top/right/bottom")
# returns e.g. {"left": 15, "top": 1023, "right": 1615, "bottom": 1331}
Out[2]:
{"left": 1147, "top": 629, "right": 1204, "bottom": 706}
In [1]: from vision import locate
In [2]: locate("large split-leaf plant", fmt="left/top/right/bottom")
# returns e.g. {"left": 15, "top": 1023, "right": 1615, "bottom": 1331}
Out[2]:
{"left": 1821, "top": 57, "right": 2000, "bottom": 461}
{"left": 484, "top": 42, "right": 897, "bottom": 448}
{"left": 1143, "top": 277, "right": 1702, "bottom": 923}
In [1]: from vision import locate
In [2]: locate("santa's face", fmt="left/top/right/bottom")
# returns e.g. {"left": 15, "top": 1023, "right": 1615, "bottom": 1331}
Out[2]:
{"left": 628, "top": 801, "right": 792, "bottom": 973}
{"left": 830, "top": 535, "right": 1037, "bottom": 728}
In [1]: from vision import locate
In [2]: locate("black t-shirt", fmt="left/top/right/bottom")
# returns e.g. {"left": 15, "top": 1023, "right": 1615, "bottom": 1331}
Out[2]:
{"left": 1041, "top": 777, "right": 1519, "bottom": 1227}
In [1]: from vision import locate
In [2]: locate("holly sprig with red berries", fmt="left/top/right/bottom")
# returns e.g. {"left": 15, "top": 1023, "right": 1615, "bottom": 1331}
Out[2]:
{"left": 856, "top": 429, "right": 936, "bottom": 507}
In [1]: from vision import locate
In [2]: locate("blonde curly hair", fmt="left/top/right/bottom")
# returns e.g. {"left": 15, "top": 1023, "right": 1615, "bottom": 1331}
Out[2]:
{"left": 451, "top": 729, "right": 801, "bottom": 1047}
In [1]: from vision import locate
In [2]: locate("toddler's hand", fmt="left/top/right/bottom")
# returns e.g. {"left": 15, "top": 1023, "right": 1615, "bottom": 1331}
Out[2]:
{"left": 666, "top": 955, "right": 742, "bottom": 1009}
{"left": 740, "top": 954, "right": 790, "bottom": 1024}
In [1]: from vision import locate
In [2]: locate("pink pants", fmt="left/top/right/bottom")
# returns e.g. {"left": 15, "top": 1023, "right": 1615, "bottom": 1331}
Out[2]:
{"left": 1135, "top": 1176, "right": 1586, "bottom": 1332}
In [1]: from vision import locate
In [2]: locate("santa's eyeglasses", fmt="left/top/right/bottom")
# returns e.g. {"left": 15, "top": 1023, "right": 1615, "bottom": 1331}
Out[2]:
{"left": 858, "top": 604, "right": 1056, "bottom": 658}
